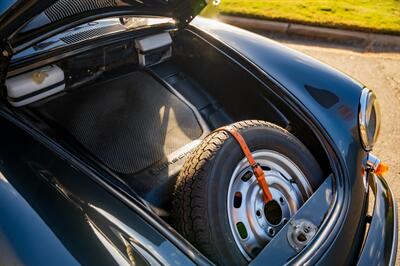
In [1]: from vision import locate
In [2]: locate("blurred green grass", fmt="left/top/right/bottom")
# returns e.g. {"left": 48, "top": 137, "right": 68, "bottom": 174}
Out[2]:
{"left": 201, "top": 0, "right": 400, "bottom": 35}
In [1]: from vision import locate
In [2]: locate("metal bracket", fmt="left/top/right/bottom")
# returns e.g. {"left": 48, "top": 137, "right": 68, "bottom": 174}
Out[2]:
{"left": 363, "top": 153, "right": 380, "bottom": 172}
{"left": 176, "top": 0, "right": 208, "bottom": 29}
{"left": 287, "top": 219, "right": 318, "bottom": 252}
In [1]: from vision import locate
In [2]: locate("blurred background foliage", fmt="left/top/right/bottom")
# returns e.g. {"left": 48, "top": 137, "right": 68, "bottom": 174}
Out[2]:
{"left": 201, "top": 0, "right": 400, "bottom": 35}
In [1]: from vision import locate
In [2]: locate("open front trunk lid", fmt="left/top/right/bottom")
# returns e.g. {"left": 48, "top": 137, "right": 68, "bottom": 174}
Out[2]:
{"left": 0, "top": 0, "right": 207, "bottom": 93}
{"left": 0, "top": 0, "right": 207, "bottom": 52}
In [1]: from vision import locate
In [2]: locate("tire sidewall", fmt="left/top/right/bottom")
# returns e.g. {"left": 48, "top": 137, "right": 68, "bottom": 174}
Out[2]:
{"left": 206, "top": 126, "right": 323, "bottom": 265}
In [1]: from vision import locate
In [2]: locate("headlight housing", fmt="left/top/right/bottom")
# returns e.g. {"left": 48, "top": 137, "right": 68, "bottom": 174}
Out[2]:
{"left": 359, "top": 88, "right": 381, "bottom": 151}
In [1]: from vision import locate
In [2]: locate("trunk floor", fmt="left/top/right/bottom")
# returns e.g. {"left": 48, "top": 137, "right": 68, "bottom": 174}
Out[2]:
{"left": 37, "top": 71, "right": 203, "bottom": 174}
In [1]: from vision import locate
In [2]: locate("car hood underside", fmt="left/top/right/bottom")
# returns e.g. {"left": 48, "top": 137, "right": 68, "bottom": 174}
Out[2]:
{"left": 0, "top": 0, "right": 207, "bottom": 51}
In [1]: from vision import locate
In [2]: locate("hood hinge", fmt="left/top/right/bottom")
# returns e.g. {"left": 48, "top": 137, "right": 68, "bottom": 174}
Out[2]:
{"left": 176, "top": 0, "right": 208, "bottom": 30}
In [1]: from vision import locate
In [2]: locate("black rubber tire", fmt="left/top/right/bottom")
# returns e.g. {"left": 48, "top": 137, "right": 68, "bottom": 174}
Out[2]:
{"left": 172, "top": 120, "right": 324, "bottom": 265}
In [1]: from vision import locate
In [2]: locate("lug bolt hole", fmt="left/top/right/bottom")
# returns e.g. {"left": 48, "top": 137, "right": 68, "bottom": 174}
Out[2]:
{"left": 297, "top": 233, "right": 307, "bottom": 242}
{"left": 256, "top": 210, "right": 262, "bottom": 217}
{"left": 264, "top": 200, "right": 282, "bottom": 225}
{"left": 268, "top": 228, "right": 275, "bottom": 236}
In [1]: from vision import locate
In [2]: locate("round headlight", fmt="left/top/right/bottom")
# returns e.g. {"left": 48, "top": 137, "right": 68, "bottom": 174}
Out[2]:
{"left": 359, "top": 88, "right": 381, "bottom": 151}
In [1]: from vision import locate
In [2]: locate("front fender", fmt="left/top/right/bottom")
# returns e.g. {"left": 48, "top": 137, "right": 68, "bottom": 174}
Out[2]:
{"left": 191, "top": 17, "right": 364, "bottom": 164}
{"left": 191, "top": 17, "right": 368, "bottom": 264}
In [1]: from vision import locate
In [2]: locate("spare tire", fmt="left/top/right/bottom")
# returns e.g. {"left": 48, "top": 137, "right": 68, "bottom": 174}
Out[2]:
{"left": 173, "top": 120, "right": 324, "bottom": 265}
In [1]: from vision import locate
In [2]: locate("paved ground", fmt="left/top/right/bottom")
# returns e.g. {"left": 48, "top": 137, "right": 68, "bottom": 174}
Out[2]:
{"left": 265, "top": 35, "right": 400, "bottom": 263}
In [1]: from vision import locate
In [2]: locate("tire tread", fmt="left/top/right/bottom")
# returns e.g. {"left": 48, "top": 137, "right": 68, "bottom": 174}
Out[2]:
{"left": 172, "top": 120, "right": 286, "bottom": 263}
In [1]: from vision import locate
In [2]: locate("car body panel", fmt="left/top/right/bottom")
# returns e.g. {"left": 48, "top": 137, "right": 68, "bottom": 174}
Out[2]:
{"left": 358, "top": 174, "right": 398, "bottom": 266}
{"left": 0, "top": 172, "right": 79, "bottom": 266}
{"left": 0, "top": 0, "right": 15, "bottom": 17}
{"left": 190, "top": 17, "right": 372, "bottom": 265}
{"left": 0, "top": 10, "right": 397, "bottom": 266}
{"left": 0, "top": 112, "right": 197, "bottom": 266}
{"left": 192, "top": 17, "right": 363, "bottom": 161}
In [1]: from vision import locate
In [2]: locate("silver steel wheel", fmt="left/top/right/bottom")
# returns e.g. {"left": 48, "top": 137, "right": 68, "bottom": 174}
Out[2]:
{"left": 227, "top": 150, "right": 313, "bottom": 260}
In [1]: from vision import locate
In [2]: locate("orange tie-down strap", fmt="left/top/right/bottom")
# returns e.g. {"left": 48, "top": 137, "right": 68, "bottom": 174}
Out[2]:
{"left": 217, "top": 126, "right": 273, "bottom": 203}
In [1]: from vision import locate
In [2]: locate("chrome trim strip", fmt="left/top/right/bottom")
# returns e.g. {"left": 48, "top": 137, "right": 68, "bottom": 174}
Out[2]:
{"left": 359, "top": 88, "right": 380, "bottom": 151}
{"left": 389, "top": 184, "right": 398, "bottom": 266}
{"left": 359, "top": 88, "right": 371, "bottom": 151}
{"left": 357, "top": 174, "right": 398, "bottom": 266}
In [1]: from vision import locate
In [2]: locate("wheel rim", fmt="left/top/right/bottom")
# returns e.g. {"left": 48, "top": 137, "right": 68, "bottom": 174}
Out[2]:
{"left": 226, "top": 150, "right": 313, "bottom": 260}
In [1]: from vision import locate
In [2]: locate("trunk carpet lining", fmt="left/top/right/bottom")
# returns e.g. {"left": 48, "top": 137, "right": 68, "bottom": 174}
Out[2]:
{"left": 36, "top": 71, "right": 203, "bottom": 174}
